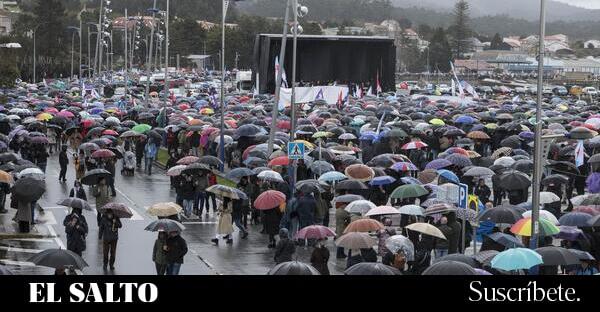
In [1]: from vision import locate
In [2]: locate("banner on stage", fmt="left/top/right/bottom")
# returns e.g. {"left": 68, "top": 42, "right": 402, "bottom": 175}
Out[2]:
{"left": 278, "top": 86, "right": 350, "bottom": 107}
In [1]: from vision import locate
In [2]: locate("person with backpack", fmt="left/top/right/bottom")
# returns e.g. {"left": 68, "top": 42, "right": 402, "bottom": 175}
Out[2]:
{"left": 274, "top": 228, "right": 296, "bottom": 264}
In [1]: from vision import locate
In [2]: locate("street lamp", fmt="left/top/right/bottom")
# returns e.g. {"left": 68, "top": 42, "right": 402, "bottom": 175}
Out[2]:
{"left": 163, "top": 0, "right": 170, "bottom": 107}
{"left": 67, "top": 26, "right": 81, "bottom": 80}
{"left": 145, "top": 3, "right": 160, "bottom": 106}
{"left": 31, "top": 22, "right": 48, "bottom": 83}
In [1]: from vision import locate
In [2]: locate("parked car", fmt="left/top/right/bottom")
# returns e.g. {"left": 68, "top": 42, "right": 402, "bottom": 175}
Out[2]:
{"left": 542, "top": 87, "right": 554, "bottom": 96}
{"left": 583, "top": 87, "right": 598, "bottom": 96}
{"left": 438, "top": 84, "right": 452, "bottom": 94}
{"left": 553, "top": 86, "right": 568, "bottom": 96}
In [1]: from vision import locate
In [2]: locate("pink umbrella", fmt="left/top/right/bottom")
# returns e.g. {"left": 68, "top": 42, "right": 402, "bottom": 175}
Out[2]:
{"left": 254, "top": 190, "right": 286, "bottom": 210}
{"left": 295, "top": 225, "right": 336, "bottom": 240}
{"left": 176, "top": 156, "right": 200, "bottom": 165}
{"left": 57, "top": 110, "right": 75, "bottom": 118}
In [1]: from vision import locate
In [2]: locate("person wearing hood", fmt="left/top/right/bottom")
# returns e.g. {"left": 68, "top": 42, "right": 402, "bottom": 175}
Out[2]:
{"left": 58, "top": 145, "right": 68, "bottom": 183}
{"left": 63, "top": 208, "right": 88, "bottom": 256}
{"left": 165, "top": 231, "right": 188, "bottom": 275}
{"left": 296, "top": 192, "right": 316, "bottom": 230}
{"left": 211, "top": 197, "right": 234, "bottom": 245}
{"left": 274, "top": 228, "right": 296, "bottom": 264}
{"left": 152, "top": 232, "right": 169, "bottom": 275}
{"left": 98, "top": 209, "right": 122, "bottom": 270}
{"left": 474, "top": 179, "right": 491, "bottom": 205}
{"left": 434, "top": 216, "right": 452, "bottom": 259}
{"left": 445, "top": 212, "right": 462, "bottom": 254}
{"left": 310, "top": 239, "right": 330, "bottom": 275}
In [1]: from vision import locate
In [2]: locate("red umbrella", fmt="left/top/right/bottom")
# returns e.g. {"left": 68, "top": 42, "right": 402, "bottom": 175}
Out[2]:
{"left": 268, "top": 156, "right": 289, "bottom": 167}
{"left": 254, "top": 190, "right": 286, "bottom": 210}
{"left": 178, "top": 103, "right": 190, "bottom": 110}
{"left": 102, "top": 129, "right": 119, "bottom": 136}
{"left": 91, "top": 149, "right": 116, "bottom": 159}
{"left": 176, "top": 156, "right": 200, "bottom": 165}
{"left": 81, "top": 119, "right": 94, "bottom": 128}
{"left": 277, "top": 120, "right": 291, "bottom": 130}
{"left": 295, "top": 225, "right": 336, "bottom": 240}
{"left": 45, "top": 107, "right": 59, "bottom": 114}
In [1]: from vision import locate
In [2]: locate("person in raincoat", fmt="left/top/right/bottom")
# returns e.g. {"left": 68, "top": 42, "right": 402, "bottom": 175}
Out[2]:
{"left": 152, "top": 232, "right": 168, "bottom": 275}
{"left": 14, "top": 198, "right": 33, "bottom": 233}
{"left": 98, "top": 209, "right": 122, "bottom": 270}
{"left": 335, "top": 202, "right": 351, "bottom": 258}
{"left": 94, "top": 177, "right": 112, "bottom": 230}
{"left": 296, "top": 192, "right": 316, "bottom": 230}
{"left": 474, "top": 179, "right": 491, "bottom": 206}
{"left": 144, "top": 140, "right": 158, "bottom": 175}
{"left": 58, "top": 145, "right": 68, "bottom": 183}
{"left": 165, "top": 231, "right": 188, "bottom": 275}
{"left": 74, "top": 150, "right": 86, "bottom": 180}
{"left": 264, "top": 204, "right": 283, "bottom": 248}
{"left": 211, "top": 197, "right": 234, "bottom": 245}
{"left": 63, "top": 208, "right": 88, "bottom": 256}
{"left": 274, "top": 228, "right": 296, "bottom": 264}
{"left": 310, "top": 239, "right": 330, "bottom": 275}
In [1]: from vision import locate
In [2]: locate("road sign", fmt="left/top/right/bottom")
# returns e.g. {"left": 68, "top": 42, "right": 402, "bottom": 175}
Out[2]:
{"left": 458, "top": 183, "right": 468, "bottom": 209}
{"left": 288, "top": 142, "right": 305, "bottom": 160}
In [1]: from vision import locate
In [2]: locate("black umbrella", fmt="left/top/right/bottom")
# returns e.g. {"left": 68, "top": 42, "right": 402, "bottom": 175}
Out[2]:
{"left": 568, "top": 249, "right": 595, "bottom": 261}
{"left": 535, "top": 246, "right": 580, "bottom": 266}
{"left": 500, "top": 135, "right": 522, "bottom": 149}
{"left": 0, "top": 152, "right": 18, "bottom": 163}
{"left": 433, "top": 254, "right": 478, "bottom": 267}
{"left": 472, "top": 250, "right": 500, "bottom": 265}
{"left": 336, "top": 179, "right": 369, "bottom": 190}
{"left": 80, "top": 169, "right": 112, "bottom": 185}
{"left": 295, "top": 179, "right": 324, "bottom": 193}
{"left": 485, "top": 232, "right": 524, "bottom": 248}
{"left": 267, "top": 261, "right": 320, "bottom": 275}
{"left": 0, "top": 265, "right": 13, "bottom": 275}
{"left": 308, "top": 148, "right": 336, "bottom": 162}
{"left": 344, "top": 263, "right": 402, "bottom": 275}
{"left": 235, "top": 124, "right": 265, "bottom": 138}
{"left": 225, "top": 167, "right": 256, "bottom": 180}
{"left": 0, "top": 163, "right": 15, "bottom": 172}
{"left": 107, "top": 147, "right": 124, "bottom": 159}
{"left": 12, "top": 177, "right": 45, "bottom": 202}
{"left": 422, "top": 260, "right": 477, "bottom": 275}
{"left": 182, "top": 163, "right": 211, "bottom": 175}
{"left": 541, "top": 174, "right": 569, "bottom": 186}
{"left": 309, "top": 161, "right": 335, "bottom": 173}
{"left": 198, "top": 155, "right": 223, "bottom": 168}
{"left": 145, "top": 219, "right": 185, "bottom": 232}
{"left": 27, "top": 248, "right": 88, "bottom": 269}
{"left": 498, "top": 170, "right": 531, "bottom": 190}
{"left": 512, "top": 159, "right": 534, "bottom": 174}
{"left": 478, "top": 205, "right": 523, "bottom": 224}
{"left": 588, "top": 215, "right": 600, "bottom": 227}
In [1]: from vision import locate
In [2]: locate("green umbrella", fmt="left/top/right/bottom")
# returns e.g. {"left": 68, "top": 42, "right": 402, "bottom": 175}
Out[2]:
{"left": 132, "top": 123, "right": 151, "bottom": 134}
{"left": 390, "top": 184, "right": 429, "bottom": 199}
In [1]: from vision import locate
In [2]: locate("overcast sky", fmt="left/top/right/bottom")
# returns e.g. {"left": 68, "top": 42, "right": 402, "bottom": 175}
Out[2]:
{"left": 555, "top": 0, "right": 600, "bottom": 9}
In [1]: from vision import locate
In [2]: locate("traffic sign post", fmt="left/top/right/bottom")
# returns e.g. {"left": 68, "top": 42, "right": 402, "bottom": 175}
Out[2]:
{"left": 458, "top": 183, "right": 468, "bottom": 253}
{"left": 288, "top": 142, "right": 305, "bottom": 160}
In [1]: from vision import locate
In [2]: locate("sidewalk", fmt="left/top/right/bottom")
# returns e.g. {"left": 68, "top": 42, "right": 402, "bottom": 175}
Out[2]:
{"left": 0, "top": 207, "right": 56, "bottom": 239}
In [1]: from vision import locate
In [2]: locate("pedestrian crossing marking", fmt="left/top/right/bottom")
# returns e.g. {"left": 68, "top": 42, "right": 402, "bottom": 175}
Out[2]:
{"left": 288, "top": 142, "right": 305, "bottom": 160}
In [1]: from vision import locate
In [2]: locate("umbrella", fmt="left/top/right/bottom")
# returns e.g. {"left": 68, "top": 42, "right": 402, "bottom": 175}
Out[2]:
{"left": 398, "top": 205, "right": 424, "bottom": 216}
{"left": 498, "top": 170, "right": 531, "bottom": 190}
{"left": 343, "top": 218, "right": 384, "bottom": 233}
{"left": 56, "top": 198, "right": 92, "bottom": 211}
{"left": 510, "top": 217, "right": 560, "bottom": 237}
{"left": 147, "top": 202, "right": 183, "bottom": 217}
{"left": 390, "top": 161, "right": 418, "bottom": 172}
{"left": 589, "top": 215, "right": 600, "bottom": 227}
{"left": 390, "top": 184, "right": 428, "bottom": 199}
{"left": 541, "top": 174, "right": 569, "bottom": 186}
{"left": 27, "top": 248, "right": 88, "bottom": 269}
{"left": 0, "top": 265, "right": 13, "bottom": 275}
{"left": 437, "top": 169, "right": 459, "bottom": 184}
{"left": 555, "top": 226, "right": 585, "bottom": 241}
{"left": 417, "top": 169, "right": 438, "bottom": 183}
{"left": 444, "top": 153, "right": 472, "bottom": 167}
{"left": 473, "top": 250, "right": 500, "bottom": 265}
{"left": 294, "top": 225, "right": 336, "bottom": 240}
{"left": 91, "top": 149, "right": 116, "bottom": 159}
{"left": 491, "top": 248, "right": 543, "bottom": 271}
{"left": 310, "top": 161, "right": 335, "bottom": 174}
{"left": 424, "top": 203, "right": 457, "bottom": 215}
{"left": 198, "top": 156, "right": 223, "bottom": 168}
{"left": 295, "top": 179, "right": 324, "bottom": 193}
{"left": 492, "top": 147, "right": 513, "bottom": 159}
{"left": 521, "top": 210, "right": 559, "bottom": 225}
{"left": 365, "top": 205, "right": 401, "bottom": 217}
{"left": 0, "top": 170, "right": 13, "bottom": 184}
{"left": 401, "top": 141, "right": 428, "bottom": 150}
{"left": 334, "top": 194, "right": 365, "bottom": 204}
{"left": 145, "top": 219, "right": 186, "bottom": 232}
{"left": 257, "top": 170, "right": 284, "bottom": 183}
{"left": 344, "top": 200, "right": 377, "bottom": 215}
{"left": 405, "top": 222, "right": 446, "bottom": 239}
{"left": 558, "top": 212, "right": 593, "bottom": 227}
{"left": 318, "top": 171, "right": 347, "bottom": 183}
{"left": 433, "top": 254, "right": 478, "bottom": 267}
{"left": 99, "top": 203, "right": 133, "bottom": 219}
{"left": 176, "top": 156, "right": 200, "bottom": 165}
{"left": 79, "top": 142, "right": 100, "bottom": 151}
{"left": 17, "top": 167, "right": 44, "bottom": 180}
{"left": 478, "top": 205, "right": 522, "bottom": 224}
{"left": 226, "top": 167, "right": 256, "bottom": 180}
{"left": 568, "top": 249, "right": 595, "bottom": 261}
{"left": 254, "top": 190, "right": 286, "bottom": 210}
{"left": 0, "top": 152, "right": 18, "bottom": 163}
{"left": 12, "top": 177, "right": 45, "bottom": 201}
{"left": 182, "top": 163, "right": 211, "bottom": 175}
{"left": 385, "top": 235, "right": 415, "bottom": 260}
{"left": 267, "top": 261, "right": 320, "bottom": 275}
{"left": 132, "top": 124, "right": 151, "bottom": 133}
{"left": 336, "top": 179, "right": 369, "bottom": 190}
{"left": 422, "top": 260, "right": 477, "bottom": 275}
{"left": 485, "top": 232, "right": 524, "bottom": 248}
{"left": 166, "top": 165, "right": 188, "bottom": 177}
{"left": 539, "top": 191, "right": 560, "bottom": 204}
{"left": 464, "top": 166, "right": 496, "bottom": 177}
{"left": 467, "top": 131, "right": 490, "bottom": 140}
{"left": 80, "top": 169, "right": 112, "bottom": 185}
{"left": 335, "top": 232, "right": 376, "bottom": 249}
{"left": 344, "top": 263, "right": 402, "bottom": 275}
{"left": 344, "top": 164, "right": 375, "bottom": 182}
{"left": 206, "top": 184, "right": 243, "bottom": 199}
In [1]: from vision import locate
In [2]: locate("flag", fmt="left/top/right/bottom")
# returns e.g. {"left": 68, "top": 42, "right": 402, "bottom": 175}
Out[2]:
{"left": 367, "top": 86, "right": 374, "bottom": 96}
{"left": 376, "top": 71, "right": 382, "bottom": 94}
{"left": 575, "top": 140, "right": 585, "bottom": 167}
{"left": 315, "top": 88, "right": 324, "bottom": 101}
{"left": 451, "top": 79, "right": 456, "bottom": 97}
{"left": 461, "top": 81, "right": 480, "bottom": 100}
{"left": 376, "top": 112, "right": 386, "bottom": 134}
{"left": 356, "top": 85, "right": 363, "bottom": 98}
{"left": 450, "top": 61, "right": 464, "bottom": 96}
{"left": 43, "top": 78, "right": 48, "bottom": 88}
{"left": 336, "top": 90, "right": 344, "bottom": 109}
{"left": 275, "top": 56, "right": 288, "bottom": 89}
{"left": 512, "top": 95, "right": 520, "bottom": 103}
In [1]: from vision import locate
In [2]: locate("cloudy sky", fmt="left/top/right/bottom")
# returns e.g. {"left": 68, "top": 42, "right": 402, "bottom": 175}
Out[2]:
{"left": 555, "top": 0, "right": 600, "bottom": 9}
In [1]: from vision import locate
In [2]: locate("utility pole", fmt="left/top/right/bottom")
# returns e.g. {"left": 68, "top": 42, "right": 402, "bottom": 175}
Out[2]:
{"left": 124, "top": 8, "right": 128, "bottom": 101}
{"left": 94, "top": 0, "right": 104, "bottom": 77}
{"left": 235, "top": 51, "right": 239, "bottom": 69}
{"left": 146, "top": 0, "right": 158, "bottom": 106}
{"left": 219, "top": 0, "right": 230, "bottom": 172}
{"left": 163, "top": 0, "right": 170, "bottom": 107}
{"left": 96, "top": 0, "right": 104, "bottom": 78}
{"left": 70, "top": 30, "right": 75, "bottom": 79}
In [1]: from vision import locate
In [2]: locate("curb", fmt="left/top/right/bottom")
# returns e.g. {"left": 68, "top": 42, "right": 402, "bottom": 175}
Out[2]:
{"left": 0, "top": 233, "right": 56, "bottom": 240}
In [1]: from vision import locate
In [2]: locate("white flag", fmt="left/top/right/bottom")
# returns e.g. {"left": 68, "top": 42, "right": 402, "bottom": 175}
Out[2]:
{"left": 451, "top": 79, "right": 456, "bottom": 97}
{"left": 575, "top": 140, "right": 585, "bottom": 167}
{"left": 275, "top": 56, "right": 288, "bottom": 88}
{"left": 367, "top": 86, "right": 374, "bottom": 96}
{"left": 450, "top": 62, "right": 464, "bottom": 96}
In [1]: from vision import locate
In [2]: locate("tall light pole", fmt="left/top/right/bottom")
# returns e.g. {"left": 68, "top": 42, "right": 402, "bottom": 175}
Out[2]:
{"left": 146, "top": 1, "right": 159, "bottom": 107}
{"left": 95, "top": 0, "right": 104, "bottom": 78}
{"left": 31, "top": 23, "right": 46, "bottom": 83}
{"left": 530, "top": 0, "right": 546, "bottom": 256}
{"left": 70, "top": 29, "right": 76, "bottom": 79}
{"left": 219, "top": 0, "right": 230, "bottom": 172}
{"left": 124, "top": 8, "right": 128, "bottom": 101}
{"left": 163, "top": 0, "right": 170, "bottom": 107}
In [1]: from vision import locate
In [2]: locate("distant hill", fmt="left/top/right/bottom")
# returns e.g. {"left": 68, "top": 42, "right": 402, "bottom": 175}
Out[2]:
{"left": 391, "top": 0, "right": 600, "bottom": 22}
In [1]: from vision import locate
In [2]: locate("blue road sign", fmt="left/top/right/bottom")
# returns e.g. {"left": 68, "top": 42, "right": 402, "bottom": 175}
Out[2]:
{"left": 288, "top": 142, "right": 305, "bottom": 160}
{"left": 458, "top": 183, "right": 468, "bottom": 209}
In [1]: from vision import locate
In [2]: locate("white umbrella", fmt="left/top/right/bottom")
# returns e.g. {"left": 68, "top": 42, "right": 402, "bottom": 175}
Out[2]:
{"left": 494, "top": 156, "right": 515, "bottom": 168}
{"left": 257, "top": 170, "right": 284, "bottom": 183}
{"left": 405, "top": 222, "right": 446, "bottom": 240}
{"left": 398, "top": 204, "right": 424, "bottom": 216}
{"left": 166, "top": 165, "right": 187, "bottom": 177}
{"left": 539, "top": 191, "right": 560, "bottom": 205}
{"left": 522, "top": 210, "right": 559, "bottom": 225}
{"left": 345, "top": 200, "right": 377, "bottom": 215}
{"left": 17, "top": 167, "right": 45, "bottom": 180}
{"left": 365, "top": 205, "right": 401, "bottom": 217}
{"left": 570, "top": 195, "right": 588, "bottom": 206}
{"left": 464, "top": 166, "right": 496, "bottom": 177}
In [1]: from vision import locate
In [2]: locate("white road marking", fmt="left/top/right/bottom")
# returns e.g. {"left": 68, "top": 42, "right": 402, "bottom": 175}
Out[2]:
{"left": 42, "top": 206, "right": 69, "bottom": 210}
{"left": 115, "top": 187, "right": 145, "bottom": 221}
{"left": 0, "top": 259, "right": 35, "bottom": 266}
{"left": 181, "top": 221, "right": 218, "bottom": 225}
{"left": 46, "top": 224, "right": 65, "bottom": 249}
{"left": 3, "top": 238, "right": 55, "bottom": 243}
{"left": 0, "top": 246, "right": 43, "bottom": 253}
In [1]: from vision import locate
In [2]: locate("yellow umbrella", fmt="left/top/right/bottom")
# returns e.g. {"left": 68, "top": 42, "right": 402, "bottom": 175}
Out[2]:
{"left": 485, "top": 123, "right": 498, "bottom": 130}
{"left": 200, "top": 108, "right": 214, "bottom": 115}
{"left": 312, "top": 131, "right": 333, "bottom": 139}
{"left": 294, "top": 139, "right": 314, "bottom": 149}
{"left": 429, "top": 118, "right": 445, "bottom": 126}
{"left": 0, "top": 170, "right": 14, "bottom": 184}
{"left": 36, "top": 113, "right": 53, "bottom": 121}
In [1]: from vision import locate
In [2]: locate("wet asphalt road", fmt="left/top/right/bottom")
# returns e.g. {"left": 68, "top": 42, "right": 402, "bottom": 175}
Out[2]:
{"left": 1, "top": 150, "right": 347, "bottom": 275}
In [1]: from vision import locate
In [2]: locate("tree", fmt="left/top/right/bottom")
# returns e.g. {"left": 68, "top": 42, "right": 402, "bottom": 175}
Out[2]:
{"left": 490, "top": 33, "right": 503, "bottom": 50}
{"left": 451, "top": 0, "right": 471, "bottom": 59}
{"left": 169, "top": 18, "right": 207, "bottom": 67}
{"left": 417, "top": 24, "right": 433, "bottom": 41}
{"left": 398, "top": 17, "right": 412, "bottom": 29}
{"left": 0, "top": 51, "right": 20, "bottom": 89}
{"left": 429, "top": 27, "right": 452, "bottom": 73}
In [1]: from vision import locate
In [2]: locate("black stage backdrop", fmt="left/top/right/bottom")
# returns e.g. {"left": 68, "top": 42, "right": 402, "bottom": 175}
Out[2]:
{"left": 253, "top": 34, "right": 396, "bottom": 94}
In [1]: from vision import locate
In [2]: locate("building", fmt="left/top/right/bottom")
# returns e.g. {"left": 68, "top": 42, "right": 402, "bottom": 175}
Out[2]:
{"left": 562, "top": 58, "right": 600, "bottom": 75}
{"left": 453, "top": 59, "right": 494, "bottom": 75}
{"left": 197, "top": 20, "right": 238, "bottom": 30}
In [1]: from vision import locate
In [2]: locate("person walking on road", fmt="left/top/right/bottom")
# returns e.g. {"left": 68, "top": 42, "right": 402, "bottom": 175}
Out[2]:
{"left": 59, "top": 145, "right": 68, "bottom": 183}
{"left": 152, "top": 232, "right": 168, "bottom": 275}
{"left": 98, "top": 209, "right": 122, "bottom": 271}
{"left": 144, "top": 140, "right": 158, "bottom": 175}
{"left": 74, "top": 150, "right": 86, "bottom": 181}
{"left": 94, "top": 177, "right": 112, "bottom": 234}
{"left": 310, "top": 239, "right": 330, "bottom": 275}
{"left": 274, "top": 228, "right": 296, "bottom": 264}
{"left": 212, "top": 197, "right": 234, "bottom": 245}
{"left": 166, "top": 231, "right": 188, "bottom": 275}
{"left": 69, "top": 180, "right": 87, "bottom": 201}
{"left": 63, "top": 208, "right": 88, "bottom": 257}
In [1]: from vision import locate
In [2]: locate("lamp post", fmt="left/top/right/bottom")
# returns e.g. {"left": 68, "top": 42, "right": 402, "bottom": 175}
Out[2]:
{"left": 94, "top": 0, "right": 104, "bottom": 78}
{"left": 31, "top": 23, "right": 47, "bottom": 83}
{"left": 219, "top": 0, "right": 230, "bottom": 172}
{"left": 530, "top": 0, "right": 546, "bottom": 259}
{"left": 163, "top": 0, "right": 170, "bottom": 107}
{"left": 67, "top": 26, "right": 81, "bottom": 79}
{"left": 145, "top": 1, "right": 159, "bottom": 107}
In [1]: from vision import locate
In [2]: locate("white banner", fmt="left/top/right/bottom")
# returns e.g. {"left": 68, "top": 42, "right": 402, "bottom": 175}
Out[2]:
{"left": 278, "top": 86, "right": 350, "bottom": 108}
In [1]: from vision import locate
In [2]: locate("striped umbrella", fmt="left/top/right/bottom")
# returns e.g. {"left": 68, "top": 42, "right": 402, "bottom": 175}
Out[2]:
{"left": 510, "top": 217, "right": 560, "bottom": 237}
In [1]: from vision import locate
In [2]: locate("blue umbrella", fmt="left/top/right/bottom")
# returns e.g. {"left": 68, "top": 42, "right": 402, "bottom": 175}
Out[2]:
{"left": 318, "top": 171, "right": 347, "bottom": 183}
{"left": 455, "top": 115, "right": 475, "bottom": 124}
{"left": 400, "top": 177, "right": 422, "bottom": 185}
{"left": 558, "top": 212, "right": 593, "bottom": 227}
{"left": 360, "top": 131, "right": 377, "bottom": 141}
{"left": 437, "top": 169, "right": 459, "bottom": 184}
{"left": 370, "top": 175, "right": 396, "bottom": 186}
{"left": 486, "top": 232, "right": 524, "bottom": 248}
{"left": 425, "top": 159, "right": 453, "bottom": 170}
{"left": 491, "top": 248, "right": 543, "bottom": 271}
